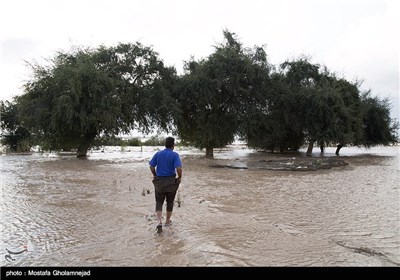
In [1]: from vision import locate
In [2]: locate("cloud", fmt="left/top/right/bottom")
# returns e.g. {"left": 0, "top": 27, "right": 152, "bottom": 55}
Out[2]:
{"left": 2, "top": 38, "right": 40, "bottom": 65}
{"left": 319, "top": 0, "right": 399, "bottom": 119}
{"left": 1, "top": 0, "right": 398, "bottom": 121}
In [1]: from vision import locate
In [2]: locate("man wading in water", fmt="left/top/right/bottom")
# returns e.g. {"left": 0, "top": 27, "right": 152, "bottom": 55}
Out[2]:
{"left": 149, "top": 137, "right": 182, "bottom": 232}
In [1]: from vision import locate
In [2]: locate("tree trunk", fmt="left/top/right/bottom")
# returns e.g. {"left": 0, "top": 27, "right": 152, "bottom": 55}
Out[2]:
{"left": 306, "top": 141, "right": 314, "bottom": 156}
{"left": 77, "top": 142, "right": 90, "bottom": 158}
{"left": 335, "top": 144, "right": 343, "bottom": 156}
{"left": 320, "top": 143, "right": 325, "bottom": 154}
{"left": 206, "top": 146, "right": 213, "bottom": 157}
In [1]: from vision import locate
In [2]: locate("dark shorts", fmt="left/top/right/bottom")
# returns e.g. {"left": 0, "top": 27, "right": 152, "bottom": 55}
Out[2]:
{"left": 152, "top": 176, "right": 180, "bottom": 212}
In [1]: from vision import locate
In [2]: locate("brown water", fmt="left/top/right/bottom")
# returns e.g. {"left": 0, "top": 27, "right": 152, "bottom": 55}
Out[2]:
{"left": 1, "top": 145, "right": 399, "bottom": 266}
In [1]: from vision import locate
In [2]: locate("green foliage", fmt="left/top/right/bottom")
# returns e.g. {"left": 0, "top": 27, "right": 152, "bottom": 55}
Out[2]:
{"left": 0, "top": 100, "right": 32, "bottom": 152}
{"left": 174, "top": 30, "right": 271, "bottom": 156}
{"left": 360, "top": 92, "right": 398, "bottom": 146}
{"left": 0, "top": 100, "right": 19, "bottom": 131}
{"left": 125, "top": 138, "right": 141, "bottom": 146}
{"left": 244, "top": 71, "right": 304, "bottom": 152}
{"left": 1, "top": 126, "right": 31, "bottom": 152}
{"left": 243, "top": 56, "right": 395, "bottom": 153}
{"left": 16, "top": 43, "right": 174, "bottom": 156}
{"left": 2, "top": 31, "right": 397, "bottom": 157}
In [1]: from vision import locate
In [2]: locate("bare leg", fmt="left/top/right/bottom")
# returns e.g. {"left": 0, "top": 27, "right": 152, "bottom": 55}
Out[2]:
{"left": 155, "top": 210, "right": 163, "bottom": 232}
{"left": 165, "top": 211, "right": 172, "bottom": 225}
{"left": 156, "top": 210, "right": 162, "bottom": 225}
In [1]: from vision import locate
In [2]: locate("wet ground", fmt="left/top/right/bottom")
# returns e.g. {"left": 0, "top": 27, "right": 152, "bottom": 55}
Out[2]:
{"left": 1, "top": 145, "right": 399, "bottom": 266}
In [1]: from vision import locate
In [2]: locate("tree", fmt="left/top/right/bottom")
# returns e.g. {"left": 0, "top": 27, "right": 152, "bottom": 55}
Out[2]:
{"left": 277, "top": 58, "right": 368, "bottom": 156}
{"left": 325, "top": 78, "right": 364, "bottom": 155}
{"left": 173, "top": 30, "right": 270, "bottom": 156}
{"left": 0, "top": 100, "right": 31, "bottom": 152}
{"left": 17, "top": 43, "right": 174, "bottom": 157}
{"left": 361, "top": 92, "right": 398, "bottom": 146}
{"left": 244, "top": 71, "right": 304, "bottom": 153}
{"left": 278, "top": 58, "right": 324, "bottom": 155}
{"left": 279, "top": 58, "right": 397, "bottom": 156}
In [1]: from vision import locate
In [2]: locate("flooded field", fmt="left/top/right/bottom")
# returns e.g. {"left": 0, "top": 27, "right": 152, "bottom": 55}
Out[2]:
{"left": 1, "top": 145, "right": 399, "bottom": 266}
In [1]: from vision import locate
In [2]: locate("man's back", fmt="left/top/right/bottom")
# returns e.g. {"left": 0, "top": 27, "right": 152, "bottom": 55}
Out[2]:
{"left": 150, "top": 148, "right": 181, "bottom": 177}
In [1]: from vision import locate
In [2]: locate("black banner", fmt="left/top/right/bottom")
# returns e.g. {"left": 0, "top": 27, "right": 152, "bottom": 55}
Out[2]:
{"left": 1, "top": 266, "right": 397, "bottom": 279}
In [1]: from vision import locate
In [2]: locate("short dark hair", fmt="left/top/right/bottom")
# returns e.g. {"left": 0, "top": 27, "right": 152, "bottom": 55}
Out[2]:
{"left": 165, "top": 137, "right": 175, "bottom": 148}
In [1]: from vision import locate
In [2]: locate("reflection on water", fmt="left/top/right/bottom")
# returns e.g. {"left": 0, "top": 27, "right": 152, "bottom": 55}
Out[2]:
{"left": 1, "top": 145, "right": 399, "bottom": 266}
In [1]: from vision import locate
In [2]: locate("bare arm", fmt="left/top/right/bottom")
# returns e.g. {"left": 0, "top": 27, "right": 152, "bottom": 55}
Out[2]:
{"left": 150, "top": 166, "right": 156, "bottom": 177}
{"left": 176, "top": 167, "right": 182, "bottom": 180}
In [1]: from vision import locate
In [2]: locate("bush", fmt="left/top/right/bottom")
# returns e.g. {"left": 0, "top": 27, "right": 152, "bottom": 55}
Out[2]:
{"left": 125, "top": 138, "right": 141, "bottom": 146}
{"left": 143, "top": 136, "right": 164, "bottom": 146}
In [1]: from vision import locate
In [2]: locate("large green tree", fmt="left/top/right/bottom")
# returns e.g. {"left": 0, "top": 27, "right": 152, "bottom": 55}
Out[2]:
{"left": 17, "top": 43, "right": 174, "bottom": 157}
{"left": 278, "top": 58, "right": 397, "bottom": 155}
{"left": 173, "top": 30, "right": 270, "bottom": 156}
{"left": 280, "top": 58, "right": 325, "bottom": 155}
{"left": 245, "top": 57, "right": 382, "bottom": 156}
{"left": 278, "top": 58, "right": 366, "bottom": 156}
{"left": 329, "top": 78, "right": 364, "bottom": 149}
{"left": 244, "top": 71, "right": 305, "bottom": 153}
{"left": 246, "top": 58, "right": 324, "bottom": 154}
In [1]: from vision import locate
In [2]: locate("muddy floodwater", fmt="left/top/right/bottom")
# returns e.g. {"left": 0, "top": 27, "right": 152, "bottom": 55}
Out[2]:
{"left": 1, "top": 145, "right": 399, "bottom": 267}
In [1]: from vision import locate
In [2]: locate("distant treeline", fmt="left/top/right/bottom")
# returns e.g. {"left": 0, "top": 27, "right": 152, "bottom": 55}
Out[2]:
{"left": 93, "top": 135, "right": 165, "bottom": 147}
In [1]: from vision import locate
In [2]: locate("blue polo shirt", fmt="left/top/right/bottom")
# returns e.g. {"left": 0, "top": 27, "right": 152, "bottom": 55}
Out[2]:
{"left": 149, "top": 148, "right": 182, "bottom": 177}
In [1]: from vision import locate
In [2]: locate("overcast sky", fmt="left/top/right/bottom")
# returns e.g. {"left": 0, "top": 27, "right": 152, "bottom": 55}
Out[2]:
{"left": 1, "top": 0, "right": 399, "bottom": 121}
